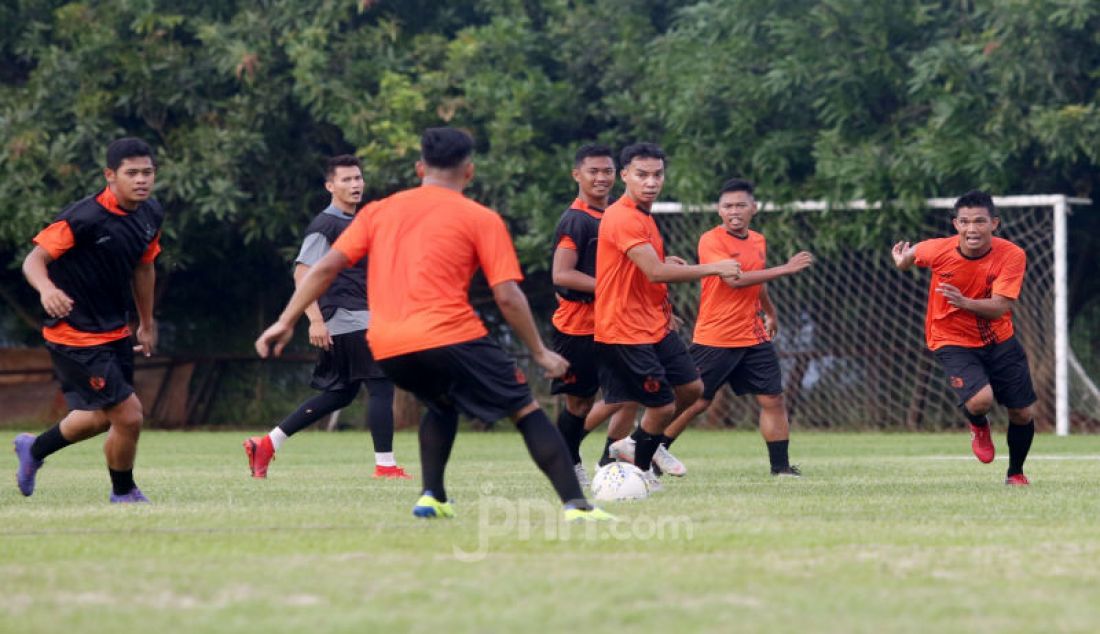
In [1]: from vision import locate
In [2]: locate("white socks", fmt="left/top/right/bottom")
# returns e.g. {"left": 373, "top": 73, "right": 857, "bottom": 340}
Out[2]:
{"left": 268, "top": 428, "right": 288, "bottom": 452}
{"left": 375, "top": 452, "right": 396, "bottom": 467}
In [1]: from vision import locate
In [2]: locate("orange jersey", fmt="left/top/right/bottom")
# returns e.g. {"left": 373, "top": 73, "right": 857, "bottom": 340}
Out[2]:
{"left": 913, "top": 236, "right": 1026, "bottom": 350}
{"left": 693, "top": 227, "right": 769, "bottom": 347}
{"left": 594, "top": 196, "right": 670, "bottom": 344}
{"left": 332, "top": 184, "right": 523, "bottom": 360}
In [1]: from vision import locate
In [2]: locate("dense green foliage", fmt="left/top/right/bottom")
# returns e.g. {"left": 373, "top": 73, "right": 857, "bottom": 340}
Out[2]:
{"left": 2, "top": 0, "right": 1098, "bottom": 354}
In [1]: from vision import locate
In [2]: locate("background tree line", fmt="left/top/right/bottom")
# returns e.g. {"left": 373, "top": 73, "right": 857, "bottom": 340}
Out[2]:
{"left": 2, "top": 0, "right": 1098, "bottom": 374}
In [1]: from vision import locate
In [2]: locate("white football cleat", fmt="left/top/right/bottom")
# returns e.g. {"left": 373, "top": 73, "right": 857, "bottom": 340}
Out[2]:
{"left": 641, "top": 468, "right": 663, "bottom": 494}
{"left": 573, "top": 462, "right": 590, "bottom": 489}
{"left": 652, "top": 444, "right": 686, "bottom": 477}
{"left": 607, "top": 437, "right": 635, "bottom": 464}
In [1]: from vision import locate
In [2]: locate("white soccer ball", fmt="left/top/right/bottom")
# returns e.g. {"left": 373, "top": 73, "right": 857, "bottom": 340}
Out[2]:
{"left": 591, "top": 462, "right": 650, "bottom": 501}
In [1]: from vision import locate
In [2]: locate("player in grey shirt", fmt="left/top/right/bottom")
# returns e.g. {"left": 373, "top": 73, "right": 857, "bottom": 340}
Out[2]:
{"left": 244, "top": 155, "right": 409, "bottom": 480}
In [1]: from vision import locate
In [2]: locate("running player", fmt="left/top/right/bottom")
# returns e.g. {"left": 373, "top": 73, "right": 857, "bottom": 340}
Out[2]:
{"left": 891, "top": 190, "right": 1036, "bottom": 485}
{"left": 13, "top": 138, "right": 164, "bottom": 503}
{"left": 664, "top": 178, "right": 812, "bottom": 476}
{"left": 255, "top": 128, "right": 611, "bottom": 520}
{"left": 595, "top": 142, "right": 741, "bottom": 489}
{"left": 244, "top": 155, "right": 408, "bottom": 480}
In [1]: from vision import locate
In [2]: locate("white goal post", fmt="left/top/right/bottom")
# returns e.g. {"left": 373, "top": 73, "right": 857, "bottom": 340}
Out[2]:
{"left": 651, "top": 195, "right": 1096, "bottom": 436}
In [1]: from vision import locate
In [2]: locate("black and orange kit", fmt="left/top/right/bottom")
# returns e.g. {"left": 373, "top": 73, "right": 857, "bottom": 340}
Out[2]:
{"left": 549, "top": 198, "right": 603, "bottom": 398}
{"left": 32, "top": 188, "right": 164, "bottom": 410}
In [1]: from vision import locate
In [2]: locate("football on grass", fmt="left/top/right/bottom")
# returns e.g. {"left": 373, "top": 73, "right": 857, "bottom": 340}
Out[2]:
{"left": 591, "top": 462, "right": 650, "bottom": 501}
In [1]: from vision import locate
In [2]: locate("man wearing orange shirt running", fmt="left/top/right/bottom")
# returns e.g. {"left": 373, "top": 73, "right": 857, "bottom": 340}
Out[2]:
{"left": 664, "top": 179, "right": 812, "bottom": 477}
{"left": 548, "top": 144, "right": 637, "bottom": 487}
{"left": 256, "top": 128, "right": 610, "bottom": 521}
{"left": 595, "top": 143, "right": 741, "bottom": 489}
{"left": 892, "top": 190, "right": 1036, "bottom": 486}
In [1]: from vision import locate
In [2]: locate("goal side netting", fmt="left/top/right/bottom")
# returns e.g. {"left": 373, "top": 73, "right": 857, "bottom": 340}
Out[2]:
{"left": 652, "top": 196, "right": 1100, "bottom": 433}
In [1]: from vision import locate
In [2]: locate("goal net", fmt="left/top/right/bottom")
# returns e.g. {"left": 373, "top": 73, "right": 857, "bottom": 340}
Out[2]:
{"left": 652, "top": 196, "right": 1100, "bottom": 433}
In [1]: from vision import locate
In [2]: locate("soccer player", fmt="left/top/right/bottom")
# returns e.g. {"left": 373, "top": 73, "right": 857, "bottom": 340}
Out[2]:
{"left": 549, "top": 144, "right": 638, "bottom": 486}
{"left": 595, "top": 142, "right": 742, "bottom": 489}
{"left": 13, "top": 138, "right": 163, "bottom": 503}
{"left": 243, "top": 156, "right": 408, "bottom": 480}
{"left": 664, "top": 178, "right": 812, "bottom": 477}
{"left": 891, "top": 190, "right": 1036, "bottom": 485}
{"left": 255, "top": 128, "right": 611, "bottom": 521}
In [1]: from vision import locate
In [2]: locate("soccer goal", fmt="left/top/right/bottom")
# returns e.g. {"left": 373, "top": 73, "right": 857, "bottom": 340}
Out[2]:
{"left": 652, "top": 195, "right": 1098, "bottom": 435}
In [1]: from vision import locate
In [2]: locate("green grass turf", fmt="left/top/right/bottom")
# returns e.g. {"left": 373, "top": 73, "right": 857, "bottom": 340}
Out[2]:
{"left": 2, "top": 429, "right": 1100, "bottom": 633}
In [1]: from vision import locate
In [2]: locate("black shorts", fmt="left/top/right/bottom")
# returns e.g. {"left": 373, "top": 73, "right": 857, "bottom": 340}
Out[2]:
{"left": 932, "top": 336, "right": 1037, "bottom": 409}
{"left": 691, "top": 342, "right": 783, "bottom": 400}
{"left": 46, "top": 338, "right": 135, "bottom": 411}
{"left": 377, "top": 336, "right": 533, "bottom": 423}
{"left": 598, "top": 332, "right": 699, "bottom": 408}
{"left": 549, "top": 327, "right": 600, "bottom": 398}
{"left": 311, "top": 330, "right": 386, "bottom": 392}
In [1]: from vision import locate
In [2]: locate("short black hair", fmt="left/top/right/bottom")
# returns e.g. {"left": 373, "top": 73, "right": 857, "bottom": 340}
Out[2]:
{"left": 106, "top": 138, "right": 155, "bottom": 170}
{"left": 719, "top": 178, "right": 754, "bottom": 197}
{"left": 953, "top": 189, "right": 996, "bottom": 217}
{"left": 421, "top": 127, "right": 474, "bottom": 169}
{"left": 325, "top": 154, "right": 361, "bottom": 181}
{"left": 619, "top": 143, "right": 666, "bottom": 169}
{"left": 574, "top": 144, "right": 614, "bottom": 167}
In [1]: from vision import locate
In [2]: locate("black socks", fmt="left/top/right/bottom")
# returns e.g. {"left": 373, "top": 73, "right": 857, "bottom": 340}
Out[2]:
{"left": 1006, "top": 420, "right": 1035, "bottom": 477}
{"left": 517, "top": 409, "right": 589, "bottom": 509}
{"left": 631, "top": 427, "right": 660, "bottom": 471}
{"left": 767, "top": 439, "right": 790, "bottom": 472}
{"left": 366, "top": 378, "right": 395, "bottom": 453}
{"left": 30, "top": 424, "right": 71, "bottom": 462}
{"left": 108, "top": 468, "right": 136, "bottom": 496}
{"left": 556, "top": 409, "right": 588, "bottom": 464}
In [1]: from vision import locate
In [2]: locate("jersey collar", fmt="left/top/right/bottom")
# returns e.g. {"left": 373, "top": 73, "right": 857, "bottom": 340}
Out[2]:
{"left": 571, "top": 197, "right": 605, "bottom": 219}
{"left": 619, "top": 195, "right": 652, "bottom": 216}
{"left": 95, "top": 187, "right": 132, "bottom": 217}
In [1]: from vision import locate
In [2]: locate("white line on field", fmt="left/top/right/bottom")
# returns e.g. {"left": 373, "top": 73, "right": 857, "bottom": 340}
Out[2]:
{"left": 920, "top": 455, "right": 1100, "bottom": 461}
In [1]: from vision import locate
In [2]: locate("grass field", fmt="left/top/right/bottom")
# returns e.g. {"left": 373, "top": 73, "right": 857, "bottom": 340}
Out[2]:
{"left": 2, "top": 428, "right": 1100, "bottom": 633}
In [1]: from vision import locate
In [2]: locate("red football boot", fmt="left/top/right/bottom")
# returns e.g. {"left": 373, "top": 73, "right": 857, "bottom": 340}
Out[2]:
{"left": 244, "top": 435, "right": 275, "bottom": 478}
{"left": 969, "top": 423, "right": 995, "bottom": 464}
{"left": 372, "top": 464, "right": 412, "bottom": 480}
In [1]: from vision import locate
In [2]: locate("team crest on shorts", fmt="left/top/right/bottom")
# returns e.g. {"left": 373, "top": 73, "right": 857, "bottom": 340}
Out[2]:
{"left": 89, "top": 376, "right": 107, "bottom": 391}
{"left": 950, "top": 376, "right": 965, "bottom": 389}
{"left": 561, "top": 371, "right": 576, "bottom": 385}
{"left": 514, "top": 367, "right": 527, "bottom": 384}
{"left": 643, "top": 377, "right": 661, "bottom": 393}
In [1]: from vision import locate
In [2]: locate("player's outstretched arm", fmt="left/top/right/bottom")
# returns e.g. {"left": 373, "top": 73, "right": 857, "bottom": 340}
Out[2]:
{"left": 551, "top": 247, "right": 595, "bottom": 294}
{"left": 131, "top": 262, "right": 157, "bottom": 357}
{"left": 491, "top": 280, "right": 568, "bottom": 379}
{"left": 22, "top": 246, "right": 74, "bottom": 319}
{"left": 891, "top": 241, "right": 916, "bottom": 271}
{"left": 627, "top": 244, "right": 741, "bottom": 283}
{"left": 255, "top": 249, "right": 349, "bottom": 358}
{"left": 725, "top": 251, "right": 813, "bottom": 289}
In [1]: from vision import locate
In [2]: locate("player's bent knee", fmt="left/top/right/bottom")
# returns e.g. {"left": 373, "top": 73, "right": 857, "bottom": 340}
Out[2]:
{"left": 565, "top": 395, "right": 595, "bottom": 418}
{"left": 511, "top": 400, "right": 541, "bottom": 422}
{"left": 1007, "top": 406, "right": 1033, "bottom": 425}
{"left": 757, "top": 393, "right": 786, "bottom": 411}
{"left": 676, "top": 380, "right": 704, "bottom": 403}
{"left": 106, "top": 396, "right": 144, "bottom": 432}
{"left": 964, "top": 391, "right": 994, "bottom": 416}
